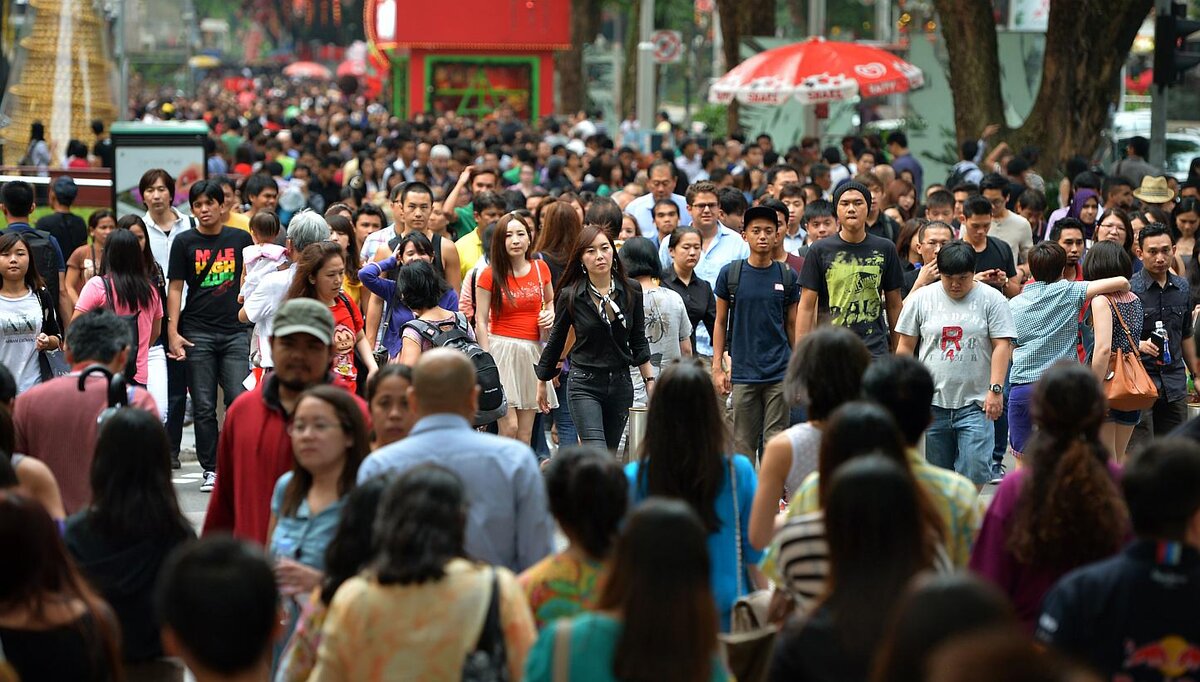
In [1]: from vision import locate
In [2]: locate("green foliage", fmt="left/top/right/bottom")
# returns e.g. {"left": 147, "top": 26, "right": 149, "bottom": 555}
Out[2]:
{"left": 693, "top": 103, "right": 729, "bottom": 137}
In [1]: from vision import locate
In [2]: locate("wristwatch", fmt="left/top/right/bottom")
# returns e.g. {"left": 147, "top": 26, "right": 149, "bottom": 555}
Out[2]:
{"left": 989, "top": 384, "right": 1003, "bottom": 394}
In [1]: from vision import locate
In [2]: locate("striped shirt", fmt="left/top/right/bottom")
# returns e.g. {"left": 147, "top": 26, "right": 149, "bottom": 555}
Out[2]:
{"left": 786, "top": 449, "right": 983, "bottom": 568}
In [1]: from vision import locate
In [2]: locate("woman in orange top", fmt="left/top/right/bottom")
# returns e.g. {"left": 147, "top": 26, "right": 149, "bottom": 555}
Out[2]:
{"left": 474, "top": 212, "right": 556, "bottom": 444}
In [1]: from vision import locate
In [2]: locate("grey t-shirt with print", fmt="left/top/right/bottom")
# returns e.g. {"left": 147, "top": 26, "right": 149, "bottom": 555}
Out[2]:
{"left": 895, "top": 282, "right": 1017, "bottom": 409}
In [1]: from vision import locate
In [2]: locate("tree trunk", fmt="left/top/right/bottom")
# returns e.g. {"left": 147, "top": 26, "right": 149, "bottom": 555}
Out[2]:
{"left": 621, "top": 0, "right": 641, "bottom": 120}
{"left": 1013, "top": 0, "right": 1151, "bottom": 170}
{"left": 715, "top": 0, "right": 743, "bottom": 135}
{"left": 558, "top": 0, "right": 599, "bottom": 114}
{"left": 928, "top": 0, "right": 1005, "bottom": 146}
{"left": 739, "top": 0, "right": 776, "bottom": 37}
{"left": 931, "top": 0, "right": 1152, "bottom": 175}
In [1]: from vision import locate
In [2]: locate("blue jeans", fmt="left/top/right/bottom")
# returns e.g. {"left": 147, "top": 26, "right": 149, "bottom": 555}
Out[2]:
{"left": 567, "top": 367, "right": 633, "bottom": 450}
{"left": 186, "top": 329, "right": 250, "bottom": 472}
{"left": 165, "top": 350, "right": 187, "bottom": 455}
{"left": 926, "top": 404, "right": 994, "bottom": 486}
{"left": 551, "top": 375, "right": 578, "bottom": 450}
{"left": 991, "top": 369, "right": 1011, "bottom": 468}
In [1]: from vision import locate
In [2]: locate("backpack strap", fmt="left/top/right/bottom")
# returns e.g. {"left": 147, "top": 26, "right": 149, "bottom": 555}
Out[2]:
{"left": 337, "top": 292, "right": 361, "bottom": 330}
{"left": 724, "top": 259, "right": 744, "bottom": 347}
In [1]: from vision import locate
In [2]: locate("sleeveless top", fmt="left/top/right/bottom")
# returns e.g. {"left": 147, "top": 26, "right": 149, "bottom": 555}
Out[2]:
{"left": 1106, "top": 293, "right": 1143, "bottom": 353}
{"left": 785, "top": 422, "right": 821, "bottom": 493}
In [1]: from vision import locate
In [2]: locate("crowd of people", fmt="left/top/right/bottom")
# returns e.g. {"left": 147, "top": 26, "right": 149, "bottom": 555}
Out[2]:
{"left": 3, "top": 90, "right": 1200, "bottom": 682}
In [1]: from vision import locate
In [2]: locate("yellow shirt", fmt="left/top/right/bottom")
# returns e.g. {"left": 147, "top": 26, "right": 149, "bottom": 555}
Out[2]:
{"left": 456, "top": 229, "right": 485, "bottom": 281}
{"left": 309, "top": 559, "right": 536, "bottom": 682}
{"left": 341, "top": 275, "right": 362, "bottom": 310}
{"left": 226, "top": 211, "right": 251, "bottom": 232}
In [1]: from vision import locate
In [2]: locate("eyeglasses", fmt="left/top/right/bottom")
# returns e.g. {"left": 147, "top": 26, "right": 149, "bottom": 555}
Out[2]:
{"left": 691, "top": 202, "right": 718, "bottom": 211}
{"left": 288, "top": 421, "right": 341, "bottom": 436}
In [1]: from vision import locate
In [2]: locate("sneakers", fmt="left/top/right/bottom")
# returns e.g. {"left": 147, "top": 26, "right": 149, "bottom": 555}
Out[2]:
{"left": 989, "top": 463, "right": 1006, "bottom": 485}
{"left": 170, "top": 452, "right": 181, "bottom": 470}
{"left": 200, "top": 471, "right": 216, "bottom": 492}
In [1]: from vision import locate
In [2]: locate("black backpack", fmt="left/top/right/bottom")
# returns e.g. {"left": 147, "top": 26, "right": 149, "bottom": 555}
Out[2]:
{"left": 402, "top": 312, "right": 507, "bottom": 427}
{"left": 946, "top": 162, "right": 971, "bottom": 192}
{"left": 18, "top": 229, "right": 61, "bottom": 306}
{"left": 724, "top": 259, "right": 798, "bottom": 347}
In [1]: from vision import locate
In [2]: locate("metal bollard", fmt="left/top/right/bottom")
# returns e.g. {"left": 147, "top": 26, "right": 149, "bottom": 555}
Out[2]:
{"left": 625, "top": 406, "right": 649, "bottom": 463}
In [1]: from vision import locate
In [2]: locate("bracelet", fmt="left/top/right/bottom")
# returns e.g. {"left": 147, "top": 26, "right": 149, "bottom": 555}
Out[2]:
{"left": 643, "top": 376, "right": 655, "bottom": 383}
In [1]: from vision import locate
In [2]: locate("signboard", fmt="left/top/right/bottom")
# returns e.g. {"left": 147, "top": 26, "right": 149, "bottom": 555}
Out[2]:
{"left": 652, "top": 30, "right": 683, "bottom": 64}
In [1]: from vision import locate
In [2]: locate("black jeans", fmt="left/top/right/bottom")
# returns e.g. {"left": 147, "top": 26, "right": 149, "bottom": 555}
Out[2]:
{"left": 567, "top": 366, "right": 633, "bottom": 450}
{"left": 186, "top": 329, "right": 249, "bottom": 472}
{"left": 165, "top": 350, "right": 187, "bottom": 455}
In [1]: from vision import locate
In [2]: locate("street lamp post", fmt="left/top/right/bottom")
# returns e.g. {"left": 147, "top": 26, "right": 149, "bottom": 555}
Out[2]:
{"left": 636, "top": 0, "right": 655, "bottom": 151}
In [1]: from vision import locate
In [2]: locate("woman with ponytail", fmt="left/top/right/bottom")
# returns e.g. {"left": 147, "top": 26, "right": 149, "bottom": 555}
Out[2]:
{"left": 969, "top": 362, "right": 1129, "bottom": 629}
{"left": 518, "top": 445, "right": 628, "bottom": 629}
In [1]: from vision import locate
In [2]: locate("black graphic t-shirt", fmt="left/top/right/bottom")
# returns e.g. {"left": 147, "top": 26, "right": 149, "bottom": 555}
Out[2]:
{"left": 799, "top": 233, "right": 905, "bottom": 357}
{"left": 167, "top": 227, "right": 253, "bottom": 335}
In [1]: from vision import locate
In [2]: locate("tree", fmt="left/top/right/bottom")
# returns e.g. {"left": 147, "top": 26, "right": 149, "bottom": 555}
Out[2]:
{"left": 715, "top": 0, "right": 775, "bottom": 133}
{"left": 931, "top": 0, "right": 1152, "bottom": 174}
{"left": 558, "top": 0, "right": 603, "bottom": 115}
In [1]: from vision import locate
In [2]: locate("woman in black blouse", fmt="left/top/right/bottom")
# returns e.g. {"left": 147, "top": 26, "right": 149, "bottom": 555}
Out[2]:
{"left": 661, "top": 228, "right": 716, "bottom": 358}
{"left": 537, "top": 224, "right": 653, "bottom": 449}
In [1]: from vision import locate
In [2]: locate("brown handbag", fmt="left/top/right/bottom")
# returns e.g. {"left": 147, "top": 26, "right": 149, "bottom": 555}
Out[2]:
{"left": 1105, "top": 297, "right": 1159, "bottom": 411}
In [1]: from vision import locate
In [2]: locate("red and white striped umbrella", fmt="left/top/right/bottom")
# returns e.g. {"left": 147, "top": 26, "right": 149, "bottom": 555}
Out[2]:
{"left": 708, "top": 37, "right": 924, "bottom": 105}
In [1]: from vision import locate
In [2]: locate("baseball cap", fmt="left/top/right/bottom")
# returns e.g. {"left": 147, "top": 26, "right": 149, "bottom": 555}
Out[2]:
{"left": 272, "top": 298, "right": 334, "bottom": 345}
{"left": 743, "top": 205, "right": 780, "bottom": 227}
{"left": 52, "top": 176, "right": 78, "bottom": 204}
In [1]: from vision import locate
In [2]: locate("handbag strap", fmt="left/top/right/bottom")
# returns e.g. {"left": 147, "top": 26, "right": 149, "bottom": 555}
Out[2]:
{"left": 552, "top": 619, "right": 572, "bottom": 682}
{"left": 1106, "top": 295, "right": 1141, "bottom": 353}
{"left": 729, "top": 455, "right": 745, "bottom": 598}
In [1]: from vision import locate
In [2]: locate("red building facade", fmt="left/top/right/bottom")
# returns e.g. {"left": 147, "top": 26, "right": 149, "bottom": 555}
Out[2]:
{"left": 365, "top": 0, "right": 570, "bottom": 120}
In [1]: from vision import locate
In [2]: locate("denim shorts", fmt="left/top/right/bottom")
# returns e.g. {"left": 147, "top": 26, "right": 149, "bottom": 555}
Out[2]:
{"left": 1108, "top": 408, "right": 1141, "bottom": 426}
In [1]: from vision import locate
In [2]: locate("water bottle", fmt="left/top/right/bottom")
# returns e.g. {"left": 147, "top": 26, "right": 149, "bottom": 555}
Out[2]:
{"left": 1155, "top": 321, "right": 1172, "bottom": 366}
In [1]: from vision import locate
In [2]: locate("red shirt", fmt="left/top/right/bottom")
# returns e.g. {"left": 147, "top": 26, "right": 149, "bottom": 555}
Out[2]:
{"left": 477, "top": 260, "right": 551, "bottom": 341}
{"left": 14, "top": 374, "right": 158, "bottom": 514}
{"left": 202, "top": 375, "right": 369, "bottom": 544}
{"left": 330, "top": 294, "right": 364, "bottom": 394}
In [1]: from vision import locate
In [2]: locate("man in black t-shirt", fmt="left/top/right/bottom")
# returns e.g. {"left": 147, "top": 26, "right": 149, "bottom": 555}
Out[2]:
{"left": 961, "top": 195, "right": 1021, "bottom": 298}
{"left": 798, "top": 181, "right": 905, "bottom": 357}
{"left": 167, "top": 180, "right": 253, "bottom": 492}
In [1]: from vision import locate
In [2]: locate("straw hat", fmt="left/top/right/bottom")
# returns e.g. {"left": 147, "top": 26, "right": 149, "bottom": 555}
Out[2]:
{"left": 1133, "top": 176, "right": 1176, "bottom": 204}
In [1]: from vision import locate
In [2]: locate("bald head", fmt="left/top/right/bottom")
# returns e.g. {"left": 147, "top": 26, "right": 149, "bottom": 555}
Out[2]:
{"left": 410, "top": 349, "right": 478, "bottom": 418}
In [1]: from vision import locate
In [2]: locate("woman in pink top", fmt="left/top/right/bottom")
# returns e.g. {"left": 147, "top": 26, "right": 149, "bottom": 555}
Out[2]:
{"left": 969, "top": 363, "right": 1128, "bottom": 630}
{"left": 73, "top": 229, "right": 162, "bottom": 386}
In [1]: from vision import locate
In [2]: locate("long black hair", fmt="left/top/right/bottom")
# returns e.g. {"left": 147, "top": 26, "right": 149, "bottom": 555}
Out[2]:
{"left": 639, "top": 359, "right": 728, "bottom": 533}
{"left": 320, "top": 475, "right": 391, "bottom": 604}
{"left": 598, "top": 498, "right": 717, "bottom": 682}
{"left": 101, "top": 228, "right": 155, "bottom": 310}
{"left": 116, "top": 215, "right": 159, "bottom": 282}
{"left": 820, "top": 455, "right": 932, "bottom": 660}
{"left": 373, "top": 464, "right": 467, "bottom": 585}
{"left": 545, "top": 445, "right": 628, "bottom": 560}
{"left": 556, "top": 223, "right": 635, "bottom": 311}
{"left": 87, "top": 408, "right": 191, "bottom": 543}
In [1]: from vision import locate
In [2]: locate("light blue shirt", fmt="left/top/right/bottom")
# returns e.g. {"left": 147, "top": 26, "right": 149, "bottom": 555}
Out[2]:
{"left": 357, "top": 413, "right": 554, "bottom": 572}
{"left": 659, "top": 225, "right": 750, "bottom": 356}
{"left": 269, "top": 471, "right": 344, "bottom": 572}
{"left": 625, "top": 191, "right": 692, "bottom": 239}
{"left": 1009, "top": 279, "right": 1089, "bottom": 385}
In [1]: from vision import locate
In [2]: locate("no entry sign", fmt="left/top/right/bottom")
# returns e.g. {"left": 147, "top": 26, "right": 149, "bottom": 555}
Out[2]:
{"left": 652, "top": 30, "right": 683, "bottom": 64}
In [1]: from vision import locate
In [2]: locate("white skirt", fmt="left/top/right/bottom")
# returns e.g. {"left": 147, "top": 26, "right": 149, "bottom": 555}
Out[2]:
{"left": 490, "top": 334, "right": 558, "bottom": 411}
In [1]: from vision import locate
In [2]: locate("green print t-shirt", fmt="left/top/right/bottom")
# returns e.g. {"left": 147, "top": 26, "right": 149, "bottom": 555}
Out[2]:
{"left": 799, "top": 232, "right": 905, "bottom": 357}
{"left": 167, "top": 226, "right": 254, "bottom": 335}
